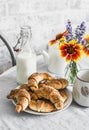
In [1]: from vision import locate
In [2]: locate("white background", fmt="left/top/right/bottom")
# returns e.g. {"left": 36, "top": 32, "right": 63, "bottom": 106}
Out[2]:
{"left": 0, "top": 0, "right": 89, "bottom": 73}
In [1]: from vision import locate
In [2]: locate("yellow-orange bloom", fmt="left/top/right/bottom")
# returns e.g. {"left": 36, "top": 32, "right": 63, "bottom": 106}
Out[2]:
{"left": 83, "top": 46, "right": 89, "bottom": 56}
{"left": 57, "top": 36, "right": 65, "bottom": 42}
{"left": 59, "top": 40, "right": 83, "bottom": 62}
{"left": 49, "top": 30, "right": 68, "bottom": 46}
{"left": 56, "top": 30, "right": 68, "bottom": 40}
{"left": 84, "top": 35, "right": 89, "bottom": 41}
{"left": 49, "top": 40, "right": 57, "bottom": 46}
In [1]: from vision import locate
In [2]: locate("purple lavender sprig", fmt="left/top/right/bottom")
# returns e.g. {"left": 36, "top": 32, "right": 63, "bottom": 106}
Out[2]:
{"left": 65, "top": 20, "right": 73, "bottom": 42}
{"left": 81, "top": 39, "right": 86, "bottom": 45}
{"left": 66, "top": 20, "right": 72, "bottom": 34}
{"left": 75, "top": 21, "right": 86, "bottom": 43}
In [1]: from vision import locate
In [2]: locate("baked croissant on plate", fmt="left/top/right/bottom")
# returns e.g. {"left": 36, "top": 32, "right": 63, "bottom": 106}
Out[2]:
{"left": 28, "top": 89, "right": 67, "bottom": 112}
{"left": 31, "top": 84, "right": 65, "bottom": 110}
{"left": 39, "top": 78, "right": 68, "bottom": 90}
{"left": 29, "top": 99, "right": 55, "bottom": 113}
{"left": 7, "top": 72, "right": 68, "bottom": 113}
{"left": 27, "top": 72, "right": 54, "bottom": 90}
{"left": 7, "top": 89, "right": 31, "bottom": 113}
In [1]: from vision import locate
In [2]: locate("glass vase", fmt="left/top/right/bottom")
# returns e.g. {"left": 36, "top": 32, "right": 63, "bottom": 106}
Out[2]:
{"left": 65, "top": 60, "right": 79, "bottom": 85}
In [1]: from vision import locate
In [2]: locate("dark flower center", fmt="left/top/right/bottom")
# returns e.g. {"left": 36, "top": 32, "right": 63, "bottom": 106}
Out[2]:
{"left": 67, "top": 46, "right": 75, "bottom": 54}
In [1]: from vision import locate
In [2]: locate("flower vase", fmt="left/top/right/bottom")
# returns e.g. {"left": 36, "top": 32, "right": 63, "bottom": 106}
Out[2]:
{"left": 65, "top": 61, "right": 79, "bottom": 85}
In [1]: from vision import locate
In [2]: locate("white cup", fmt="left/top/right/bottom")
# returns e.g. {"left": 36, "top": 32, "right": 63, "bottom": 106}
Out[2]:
{"left": 73, "top": 69, "right": 89, "bottom": 107}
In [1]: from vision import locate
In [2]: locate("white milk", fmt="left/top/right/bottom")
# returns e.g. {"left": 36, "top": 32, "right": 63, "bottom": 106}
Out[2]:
{"left": 16, "top": 52, "right": 37, "bottom": 84}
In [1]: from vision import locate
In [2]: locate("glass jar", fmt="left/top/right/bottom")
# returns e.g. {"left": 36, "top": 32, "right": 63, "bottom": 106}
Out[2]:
{"left": 16, "top": 26, "right": 37, "bottom": 84}
{"left": 65, "top": 60, "right": 80, "bottom": 85}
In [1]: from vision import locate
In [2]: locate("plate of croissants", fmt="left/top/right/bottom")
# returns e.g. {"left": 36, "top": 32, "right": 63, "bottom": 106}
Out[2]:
{"left": 7, "top": 72, "right": 72, "bottom": 115}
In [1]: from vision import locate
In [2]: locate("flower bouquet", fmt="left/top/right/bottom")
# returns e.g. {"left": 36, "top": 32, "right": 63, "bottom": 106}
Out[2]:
{"left": 49, "top": 20, "right": 89, "bottom": 84}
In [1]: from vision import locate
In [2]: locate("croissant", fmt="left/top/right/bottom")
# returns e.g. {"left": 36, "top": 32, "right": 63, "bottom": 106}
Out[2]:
{"left": 20, "top": 83, "right": 37, "bottom": 91}
{"left": 29, "top": 99, "right": 55, "bottom": 112}
{"left": 32, "top": 84, "right": 64, "bottom": 110}
{"left": 7, "top": 89, "right": 31, "bottom": 113}
{"left": 27, "top": 73, "right": 54, "bottom": 90}
{"left": 29, "top": 90, "right": 67, "bottom": 112}
{"left": 29, "top": 88, "right": 67, "bottom": 103}
{"left": 59, "top": 90, "right": 67, "bottom": 103}
{"left": 39, "top": 78, "right": 68, "bottom": 90}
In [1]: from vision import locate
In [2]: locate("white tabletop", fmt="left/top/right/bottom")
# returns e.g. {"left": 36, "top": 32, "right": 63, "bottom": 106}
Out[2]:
{"left": 0, "top": 57, "right": 89, "bottom": 130}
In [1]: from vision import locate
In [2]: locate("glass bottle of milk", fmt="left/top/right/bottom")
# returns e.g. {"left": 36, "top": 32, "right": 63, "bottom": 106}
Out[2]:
{"left": 16, "top": 26, "right": 37, "bottom": 84}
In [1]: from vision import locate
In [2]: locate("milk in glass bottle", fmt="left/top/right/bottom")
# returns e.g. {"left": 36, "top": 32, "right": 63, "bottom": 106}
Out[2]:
{"left": 16, "top": 26, "right": 37, "bottom": 84}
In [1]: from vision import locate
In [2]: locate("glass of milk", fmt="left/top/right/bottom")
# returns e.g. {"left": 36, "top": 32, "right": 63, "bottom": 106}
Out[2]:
{"left": 16, "top": 26, "right": 37, "bottom": 84}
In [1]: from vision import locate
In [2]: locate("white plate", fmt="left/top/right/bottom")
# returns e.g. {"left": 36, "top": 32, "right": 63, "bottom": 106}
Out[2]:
{"left": 12, "top": 87, "right": 72, "bottom": 115}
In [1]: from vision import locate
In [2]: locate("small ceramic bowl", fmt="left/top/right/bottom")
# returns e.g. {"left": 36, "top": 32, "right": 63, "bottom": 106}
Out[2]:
{"left": 73, "top": 69, "right": 89, "bottom": 107}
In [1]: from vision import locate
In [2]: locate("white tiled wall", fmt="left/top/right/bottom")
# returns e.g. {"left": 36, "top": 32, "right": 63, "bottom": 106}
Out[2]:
{"left": 0, "top": 0, "right": 89, "bottom": 73}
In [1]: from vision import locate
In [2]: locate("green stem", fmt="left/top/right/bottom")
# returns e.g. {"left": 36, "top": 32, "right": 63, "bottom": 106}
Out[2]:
{"left": 65, "top": 60, "right": 78, "bottom": 84}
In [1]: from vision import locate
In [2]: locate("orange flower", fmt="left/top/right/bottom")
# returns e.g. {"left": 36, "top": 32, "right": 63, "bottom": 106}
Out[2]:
{"left": 82, "top": 35, "right": 89, "bottom": 56}
{"left": 49, "top": 30, "right": 68, "bottom": 46}
{"left": 56, "top": 30, "right": 68, "bottom": 40}
{"left": 84, "top": 35, "right": 89, "bottom": 41}
{"left": 83, "top": 46, "right": 89, "bottom": 56}
{"left": 59, "top": 40, "right": 83, "bottom": 62}
{"left": 49, "top": 40, "right": 57, "bottom": 46}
